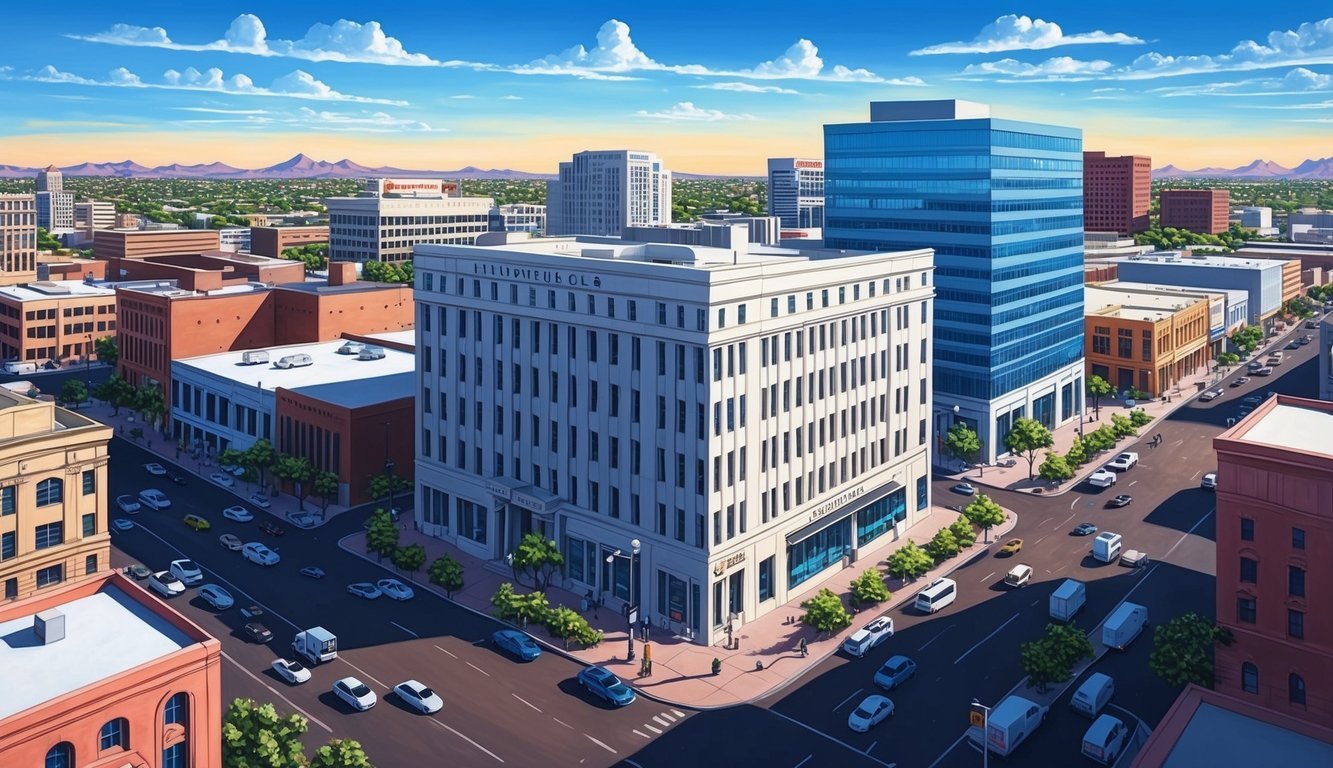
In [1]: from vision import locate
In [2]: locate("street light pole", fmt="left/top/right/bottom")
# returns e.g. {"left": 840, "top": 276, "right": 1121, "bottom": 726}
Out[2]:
{"left": 606, "top": 538, "right": 642, "bottom": 662}
{"left": 971, "top": 698, "right": 991, "bottom": 768}
{"left": 384, "top": 421, "right": 396, "bottom": 517}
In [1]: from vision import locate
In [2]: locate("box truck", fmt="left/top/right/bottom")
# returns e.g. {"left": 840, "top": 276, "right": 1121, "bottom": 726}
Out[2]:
{"left": 292, "top": 626, "right": 338, "bottom": 665}
{"left": 967, "top": 695, "right": 1048, "bottom": 757}
{"left": 1102, "top": 602, "right": 1147, "bottom": 650}
{"left": 1049, "top": 579, "right": 1086, "bottom": 622}
{"left": 1093, "top": 532, "right": 1122, "bottom": 563}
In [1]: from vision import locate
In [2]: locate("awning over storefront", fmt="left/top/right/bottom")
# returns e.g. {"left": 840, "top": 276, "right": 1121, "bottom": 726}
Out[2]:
{"left": 785, "top": 480, "right": 903, "bottom": 547}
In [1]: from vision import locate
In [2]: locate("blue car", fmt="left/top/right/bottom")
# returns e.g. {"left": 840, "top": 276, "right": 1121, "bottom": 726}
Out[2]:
{"left": 872, "top": 655, "right": 918, "bottom": 691}
{"left": 493, "top": 629, "right": 542, "bottom": 661}
{"left": 577, "top": 665, "right": 636, "bottom": 707}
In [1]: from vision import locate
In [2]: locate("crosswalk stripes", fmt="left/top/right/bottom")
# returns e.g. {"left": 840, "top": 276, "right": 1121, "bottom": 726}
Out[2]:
{"left": 633, "top": 709, "right": 687, "bottom": 740}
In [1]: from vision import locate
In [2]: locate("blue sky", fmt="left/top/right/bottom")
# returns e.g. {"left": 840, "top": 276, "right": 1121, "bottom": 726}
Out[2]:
{"left": 3, "top": 2, "right": 1332, "bottom": 173}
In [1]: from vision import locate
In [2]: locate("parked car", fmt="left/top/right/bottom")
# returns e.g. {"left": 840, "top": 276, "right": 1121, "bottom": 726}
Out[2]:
{"left": 1106, "top": 494, "right": 1133, "bottom": 509}
{"left": 209, "top": 472, "right": 236, "bottom": 488}
{"left": 144, "top": 462, "right": 167, "bottom": 476}
{"left": 951, "top": 483, "right": 976, "bottom": 496}
{"left": 1286, "top": 341, "right": 1301, "bottom": 350}
{"left": 577, "top": 666, "right": 636, "bottom": 707}
{"left": 347, "top": 582, "right": 382, "bottom": 600}
{"left": 242, "top": 542, "right": 280, "bottom": 566}
{"left": 377, "top": 578, "right": 415, "bottom": 601}
{"left": 221, "top": 463, "right": 246, "bottom": 477}
{"left": 493, "top": 629, "right": 542, "bottom": 661}
{"left": 1121, "top": 550, "right": 1150, "bottom": 568}
{"left": 1201, "top": 473, "right": 1218, "bottom": 490}
{"left": 198, "top": 584, "right": 234, "bottom": 610}
{"left": 167, "top": 472, "right": 188, "bottom": 486}
{"left": 1072, "top": 522, "right": 1098, "bottom": 536}
{"left": 333, "top": 677, "right": 377, "bottom": 711}
{"left": 148, "top": 571, "right": 186, "bottom": 598}
{"left": 999, "top": 538, "right": 1024, "bottom": 555}
{"left": 1198, "top": 389, "right": 1221, "bottom": 401}
{"left": 1088, "top": 469, "right": 1117, "bottom": 488}
{"left": 182, "top": 514, "right": 210, "bottom": 531}
{"left": 271, "top": 658, "right": 312, "bottom": 685}
{"left": 872, "top": 655, "right": 917, "bottom": 691}
{"left": 243, "top": 622, "right": 273, "bottom": 643}
{"left": 138, "top": 489, "right": 171, "bottom": 510}
{"left": 300, "top": 566, "right": 326, "bottom": 579}
{"left": 842, "top": 616, "right": 895, "bottom": 658}
{"left": 1255, "top": 366, "right": 1274, "bottom": 376}
{"left": 223, "top": 506, "right": 253, "bottom": 523}
{"left": 112, "top": 518, "right": 134, "bottom": 532}
{"left": 1230, "top": 376, "right": 1250, "bottom": 387}
{"left": 115, "top": 494, "right": 141, "bottom": 514}
{"left": 219, "top": 533, "right": 243, "bottom": 551}
{"left": 169, "top": 558, "right": 203, "bottom": 586}
{"left": 1106, "top": 452, "right": 1139, "bottom": 471}
{"left": 249, "top": 494, "right": 272, "bottom": 509}
{"left": 393, "top": 680, "right": 444, "bottom": 714}
{"left": 287, "top": 511, "right": 318, "bottom": 529}
{"left": 126, "top": 563, "right": 152, "bottom": 580}
{"left": 259, "top": 521, "right": 284, "bottom": 537}
{"left": 847, "top": 694, "right": 895, "bottom": 732}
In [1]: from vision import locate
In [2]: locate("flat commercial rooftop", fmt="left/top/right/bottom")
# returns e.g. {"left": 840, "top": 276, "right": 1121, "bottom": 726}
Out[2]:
{"left": 424, "top": 235, "right": 887, "bottom": 270}
{"left": 0, "top": 280, "right": 117, "bottom": 301}
{"left": 365, "top": 330, "right": 415, "bottom": 347}
{"left": 176, "top": 338, "right": 416, "bottom": 403}
{"left": 1162, "top": 702, "right": 1333, "bottom": 767}
{"left": 1240, "top": 401, "right": 1333, "bottom": 456}
{"left": 0, "top": 585, "right": 193, "bottom": 719}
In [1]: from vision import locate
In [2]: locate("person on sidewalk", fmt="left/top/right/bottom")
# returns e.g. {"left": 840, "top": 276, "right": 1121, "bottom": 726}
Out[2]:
{"left": 799, "top": 638, "right": 808, "bottom": 657}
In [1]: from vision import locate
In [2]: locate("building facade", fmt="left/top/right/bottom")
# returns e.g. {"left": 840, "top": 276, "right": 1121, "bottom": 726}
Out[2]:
{"left": 35, "top": 191, "right": 74, "bottom": 232}
{"left": 1084, "top": 285, "right": 1211, "bottom": 396}
{"left": 0, "top": 390, "right": 111, "bottom": 600}
{"left": 413, "top": 235, "right": 934, "bottom": 645}
{"left": 1083, "top": 151, "right": 1151, "bottom": 234}
{"left": 326, "top": 178, "right": 491, "bottom": 263}
{"left": 248, "top": 225, "right": 330, "bottom": 259}
{"left": 94, "top": 229, "right": 221, "bottom": 262}
{"left": 0, "top": 573, "right": 223, "bottom": 768}
{"left": 767, "top": 158, "right": 825, "bottom": 229}
{"left": 1214, "top": 396, "right": 1333, "bottom": 728}
{"left": 217, "top": 227, "right": 251, "bottom": 253}
{"left": 546, "top": 150, "right": 672, "bottom": 237}
{"left": 0, "top": 280, "right": 117, "bottom": 367}
{"left": 824, "top": 99, "right": 1085, "bottom": 464}
{"left": 1112, "top": 252, "right": 1297, "bottom": 329}
{"left": 35, "top": 166, "right": 62, "bottom": 193}
{"left": 489, "top": 204, "right": 547, "bottom": 236}
{"left": 73, "top": 200, "right": 115, "bottom": 232}
{"left": 1160, "top": 189, "right": 1230, "bottom": 234}
{"left": 0, "top": 194, "right": 37, "bottom": 286}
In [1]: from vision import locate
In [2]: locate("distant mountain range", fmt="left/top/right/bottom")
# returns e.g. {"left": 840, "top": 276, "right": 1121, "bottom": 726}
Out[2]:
{"left": 0, "top": 153, "right": 752, "bottom": 181}
{"left": 1153, "top": 158, "right": 1333, "bottom": 180}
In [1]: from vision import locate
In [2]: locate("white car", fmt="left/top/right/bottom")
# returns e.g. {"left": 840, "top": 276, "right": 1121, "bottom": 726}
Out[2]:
{"left": 847, "top": 694, "right": 895, "bottom": 732}
{"left": 144, "top": 462, "right": 167, "bottom": 476}
{"left": 1198, "top": 389, "right": 1222, "bottom": 402}
{"left": 842, "top": 616, "right": 894, "bottom": 658}
{"left": 169, "top": 558, "right": 203, "bottom": 586}
{"left": 221, "top": 463, "right": 246, "bottom": 477}
{"left": 1201, "top": 472, "right": 1218, "bottom": 490}
{"left": 248, "top": 494, "right": 272, "bottom": 509}
{"left": 138, "top": 488, "right": 171, "bottom": 510}
{"left": 393, "top": 679, "right": 443, "bottom": 714}
{"left": 333, "top": 677, "right": 377, "bottom": 711}
{"left": 115, "top": 494, "right": 141, "bottom": 514}
{"left": 1106, "top": 452, "right": 1139, "bottom": 471}
{"left": 198, "top": 584, "right": 234, "bottom": 610}
{"left": 288, "top": 511, "right": 318, "bottom": 529}
{"left": 271, "top": 658, "right": 311, "bottom": 685}
{"left": 242, "top": 542, "right": 280, "bottom": 566}
{"left": 219, "top": 533, "right": 244, "bottom": 551}
{"left": 347, "top": 582, "right": 382, "bottom": 600}
{"left": 377, "top": 578, "right": 415, "bottom": 601}
{"left": 1088, "top": 469, "right": 1117, "bottom": 488}
{"left": 223, "top": 506, "right": 254, "bottom": 523}
{"left": 209, "top": 472, "right": 236, "bottom": 488}
{"left": 148, "top": 571, "right": 186, "bottom": 598}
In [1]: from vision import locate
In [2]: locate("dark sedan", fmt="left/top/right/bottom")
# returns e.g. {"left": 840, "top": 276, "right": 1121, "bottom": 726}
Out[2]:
{"left": 1107, "top": 494, "right": 1133, "bottom": 508}
{"left": 243, "top": 622, "right": 273, "bottom": 643}
{"left": 259, "top": 521, "right": 285, "bottom": 537}
{"left": 167, "top": 473, "right": 188, "bottom": 486}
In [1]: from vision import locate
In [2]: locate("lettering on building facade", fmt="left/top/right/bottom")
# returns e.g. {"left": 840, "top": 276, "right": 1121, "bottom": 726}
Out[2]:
{"left": 807, "top": 485, "right": 866, "bottom": 523}
{"left": 712, "top": 551, "right": 746, "bottom": 577}
{"left": 471, "top": 262, "right": 602, "bottom": 288}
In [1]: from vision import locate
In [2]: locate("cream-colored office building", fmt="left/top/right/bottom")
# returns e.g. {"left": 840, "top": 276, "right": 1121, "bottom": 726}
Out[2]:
{"left": 326, "top": 178, "right": 493, "bottom": 263}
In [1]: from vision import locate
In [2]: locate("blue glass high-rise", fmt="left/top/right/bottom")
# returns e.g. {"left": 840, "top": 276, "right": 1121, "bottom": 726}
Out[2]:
{"left": 824, "top": 100, "right": 1085, "bottom": 464}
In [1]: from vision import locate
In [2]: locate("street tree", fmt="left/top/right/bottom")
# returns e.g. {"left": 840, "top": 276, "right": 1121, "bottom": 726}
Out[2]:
{"left": 134, "top": 384, "right": 165, "bottom": 430}
{"left": 59, "top": 379, "right": 87, "bottom": 408}
{"left": 1005, "top": 417, "right": 1054, "bottom": 480}
{"left": 800, "top": 588, "right": 852, "bottom": 635}
{"left": 243, "top": 439, "right": 277, "bottom": 488}
{"left": 308, "top": 739, "right": 373, "bottom": 768}
{"left": 924, "top": 527, "right": 960, "bottom": 562}
{"left": 943, "top": 422, "right": 981, "bottom": 468}
{"left": 963, "top": 494, "right": 1006, "bottom": 543}
{"left": 1039, "top": 452, "right": 1075, "bottom": 484}
{"left": 1217, "top": 352, "right": 1240, "bottom": 367}
{"left": 218, "top": 448, "right": 246, "bottom": 472}
{"left": 1086, "top": 425, "right": 1118, "bottom": 454}
{"left": 365, "top": 508, "right": 399, "bottom": 562}
{"left": 513, "top": 589, "right": 550, "bottom": 628}
{"left": 511, "top": 532, "right": 565, "bottom": 591}
{"left": 1065, "top": 436, "right": 1088, "bottom": 467}
{"left": 1087, "top": 375, "right": 1112, "bottom": 418}
{"left": 491, "top": 582, "right": 519, "bottom": 620}
{"left": 93, "top": 374, "right": 135, "bottom": 415}
{"left": 221, "top": 698, "right": 307, "bottom": 768}
{"left": 1129, "top": 409, "right": 1154, "bottom": 428}
{"left": 948, "top": 514, "right": 977, "bottom": 549}
{"left": 428, "top": 554, "right": 464, "bottom": 597}
{"left": 884, "top": 539, "right": 933, "bottom": 581}
{"left": 1021, "top": 622, "right": 1094, "bottom": 693}
{"left": 274, "top": 454, "right": 315, "bottom": 506}
{"left": 391, "top": 543, "right": 427, "bottom": 577}
{"left": 313, "top": 471, "right": 339, "bottom": 514}
{"left": 94, "top": 336, "right": 118, "bottom": 368}
{"left": 1110, "top": 413, "right": 1137, "bottom": 439}
{"left": 1230, "top": 325, "right": 1264, "bottom": 355}
{"left": 1149, "top": 612, "right": 1234, "bottom": 688}
{"left": 366, "top": 471, "right": 410, "bottom": 506}
{"left": 849, "top": 568, "right": 891, "bottom": 606}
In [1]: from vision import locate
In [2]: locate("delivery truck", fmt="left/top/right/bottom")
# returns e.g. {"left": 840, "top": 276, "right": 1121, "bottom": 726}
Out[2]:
{"left": 1049, "top": 579, "right": 1087, "bottom": 622}
{"left": 1102, "top": 602, "right": 1147, "bottom": 650}
{"left": 967, "top": 695, "right": 1048, "bottom": 757}
{"left": 292, "top": 626, "right": 338, "bottom": 665}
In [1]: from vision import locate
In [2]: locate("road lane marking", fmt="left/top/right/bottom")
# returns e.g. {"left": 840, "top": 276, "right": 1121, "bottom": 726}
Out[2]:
{"left": 391, "top": 621, "right": 418, "bottom": 638}
{"left": 955, "top": 612, "right": 1021, "bottom": 665}
{"left": 552, "top": 718, "right": 572, "bottom": 729}
{"left": 643, "top": 723, "right": 662, "bottom": 734}
{"left": 766, "top": 709, "right": 895, "bottom": 768}
{"left": 434, "top": 644, "right": 458, "bottom": 658}
{"left": 1033, "top": 534, "right": 1049, "bottom": 546}
{"left": 660, "top": 711, "right": 677, "bottom": 722}
{"left": 634, "top": 729, "right": 651, "bottom": 739}
{"left": 653, "top": 714, "right": 670, "bottom": 727}
{"left": 1191, "top": 470, "right": 1201, "bottom": 480}
{"left": 1164, "top": 507, "right": 1215, "bottom": 561}
{"left": 221, "top": 651, "right": 332, "bottom": 733}
{"left": 794, "top": 756, "right": 813, "bottom": 768}
{"left": 979, "top": 571, "right": 995, "bottom": 583}
{"left": 867, "top": 740, "right": 878, "bottom": 754}
{"left": 511, "top": 693, "right": 541, "bottom": 712}
{"left": 832, "top": 688, "right": 865, "bottom": 713}
{"left": 466, "top": 661, "right": 491, "bottom": 677}
{"left": 1128, "top": 480, "right": 1138, "bottom": 487}
{"left": 1171, "top": 439, "right": 1183, "bottom": 448}
{"left": 1058, "top": 512, "right": 1076, "bottom": 529}
{"left": 917, "top": 624, "right": 954, "bottom": 651}
{"left": 1070, "top": 496, "right": 1081, "bottom": 510}
{"left": 672, "top": 708, "right": 686, "bottom": 718}
{"left": 624, "top": 761, "right": 645, "bottom": 768}
{"left": 1031, "top": 599, "right": 1041, "bottom": 607}
{"left": 427, "top": 718, "right": 504, "bottom": 762}
{"left": 336, "top": 656, "right": 388, "bottom": 689}
{"left": 585, "top": 734, "right": 618, "bottom": 754}
{"left": 927, "top": 732, "right": 970, "bottom": 768}
{"left": 1039, "top": 517, "right": 1052, "bottom": 527}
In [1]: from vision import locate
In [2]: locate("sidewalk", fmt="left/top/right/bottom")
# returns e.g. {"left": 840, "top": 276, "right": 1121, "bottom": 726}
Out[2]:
{"left": 340, "top": 502, "right": 1018, "bottom": 709}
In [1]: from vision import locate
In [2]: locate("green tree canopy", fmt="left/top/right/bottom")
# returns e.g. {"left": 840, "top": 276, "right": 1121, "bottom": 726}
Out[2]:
{"left": 59, "top": 379, "right": 88, "bottom": 408}
{"left": 948, "top": 515, "right": 978, "bottom": 549}
{"left": 366, "top": 508, "right": 399, "bottom": 562}
{"left": 801, "top": 588, "right": 851, "bottom": 634}
{"left": 1230, "top": 325, "right": 1264, "bottom": 355}
{"left": 943, "top": 422, "right": 981, "bottom": 467}
{"left": 1038, "top": 452, "right": 1075, "bottom": 483}
{"left": 361, "top": 259, "right": 413, "bottom": 284}
{"left": 511, "top": 532, "right": 565, "bottom": 591}
{"left": 391, "top": 543, "right": 427, "bottom": 576}
{"left": 1110, "top": 413, "right": 1138, "bottom": 439}
{"left": 1021, "top": 622, "right": 1094, "bottom": 693}
{"left": 308, "top": 739, "right": 373, "bottom": 768}
{"left": 222, "top": 698, "right": 308, "bottom": 768}
{"left": 243, "top": 439, "right": 277, "bottom": 487}
{"left": 1149, "top": 612, "right": 1234, "bottom": 688}
{"left": 1087, "top": 375, "right": 1112, "bottom": 418}
{"left": 924, "top": 527, "right": 960, "bottom": 562}
{"left": 313, "top": 470, "right": 340, "bottom": 512}
{"left": 963, "top": 494, "right": 1006, "bottom": 543}
{"left": 850, "top": 568, "right": 891, "bottom": 606}
{"left": 366, "top": 471, "right": 411, "bottom": 505}
{"left": 94, "top": 336, "right": 118, "bottom": 368}
{"left": 1065, "top": 436, "right": 1088, "bottom": 467}
{"left": 428, "top": 554, "right": 464, "bottom": 597}
{"left": 1005, "top": 417, "right": 1054, "bottom": 480}
{"left": 884, "top": 539, "right": 933, "bottom": 581}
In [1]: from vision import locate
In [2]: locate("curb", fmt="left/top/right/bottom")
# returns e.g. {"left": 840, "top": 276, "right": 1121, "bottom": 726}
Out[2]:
{"left": 335, "top": 532, "right": 697, "bottom": 711}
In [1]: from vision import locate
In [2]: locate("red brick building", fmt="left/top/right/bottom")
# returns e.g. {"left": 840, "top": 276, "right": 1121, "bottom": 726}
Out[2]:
{"left": 1160, "top": 189, "right": 1230, "bottom": 234}
{"left": 1213, "top": 395, "right": 1333, "bottom": 726}
{"left": 1083, "top": 151, "right": 1151, "bottom": 234}
{"left": 93, "top": 229, "right": 221, "bottom": 261}
{"left": 0, "top": 572, "right": 222, "bottom": 768}
{"left": 249, "top": 225, "right": 329, "bottom": 258}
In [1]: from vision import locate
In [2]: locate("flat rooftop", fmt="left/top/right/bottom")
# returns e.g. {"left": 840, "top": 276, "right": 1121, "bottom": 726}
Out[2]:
{"left": 0, "top": 280, "right": 117, "bottom": 301}
{"left": 0, "top": 584, "right": 194, "bottom": 719}
{"left": 117, "top": 280, "right": 266, "bottom": 299}
{"left": 1086, "top": 286, "right": 1204, "bottom": 321}
{"left": 365, "top": 330, "right": 416, "bottom": 347}
{"left": 176, "top": 338, "right": 415, "bottom": 407}
{"left": 1115, "top": 252, "right": 1290, "bottom": 270}
{"left": 1160, "top": 701, "right": 1333, "bottom": 767}
{"left": 1104, "top": 281, "right": 1247, "bottom": 305}
{"left": 1234, "top": 399, "right": 1333, "bottom": 457}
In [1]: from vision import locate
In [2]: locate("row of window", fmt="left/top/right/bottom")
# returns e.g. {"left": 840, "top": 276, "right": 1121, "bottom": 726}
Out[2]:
{"left": 825, "top": 127, "right": 1081, "bottom": 154}
{"left": 1238, "top": 662, "right": 1307, "bottom": 708}
{"left": 42, "top": 693, "right": 189, "bottom": 768}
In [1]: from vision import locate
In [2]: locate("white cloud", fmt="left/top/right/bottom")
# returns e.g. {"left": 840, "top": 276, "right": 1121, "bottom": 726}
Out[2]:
{"left": 500, "top": 95, "right": 523, "bottom": 100}
{"left": 449, "top": 94, "right": 475, "bottom": 99}
{"left": 694, "top": 82, "right": 800, "bottom": 94}
{"left": 913, "top": 14, "right": 1142, "bottom": 55}
{"left": 633, "top": 101, "right": 755, "bottom": 121}
{"left": 295, "top": 106, "right": 442, "bottom": 132}
{"left": 23, "top": 64, "right": 404, "bottom": 105}
{"left": 1149, "top": 67, "right": 1333, "bottom": 97}
{"left": 746, "top": 39, "right": 824, "bottom": 79}
{"left": 174, "top": 107, "right": 270, "bottom": 114}
{"left": 960, "top": 56, "right": 1114, "bottom": 80}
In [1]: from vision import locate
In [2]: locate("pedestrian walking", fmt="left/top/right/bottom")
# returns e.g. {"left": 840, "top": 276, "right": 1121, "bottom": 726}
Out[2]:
{"left": 799, "top": 638, "right": 808, "bottom": 657}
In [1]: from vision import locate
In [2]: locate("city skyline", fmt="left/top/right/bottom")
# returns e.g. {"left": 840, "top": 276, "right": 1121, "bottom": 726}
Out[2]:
{"left": 2, "top": 3, "right": 1332, "bottom": 173}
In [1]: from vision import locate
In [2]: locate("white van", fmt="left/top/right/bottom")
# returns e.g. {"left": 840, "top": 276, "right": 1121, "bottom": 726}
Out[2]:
{"left": 1004, "top": 564, "right": 1033, "bottom": 588}
{"left": 3, "top": 361, "right": 37, "bottom": 375}
{"left": 1071, "top": 672, "right": 1115, "bottom": 717}
{"left": 1103, "top": 602, "right": 1148, "bottom": 650}
{"left": 1093, "top": 532, "right": 1122, "bottom": 563}
{"left": 241, "top": 350, "right": 269, "bottom": 365}
{"left": 275, "top": 353, "right": 313, "bottom": 369}
{"left": 1081, "top": 714, "right": 1129, "bottom": 765}
{"left": 1267, "top": 351, "right": 1284, "bottom": 366}
{"left": 914, "top": 577, "right": 957, "bottom": 614}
